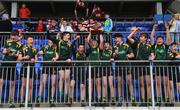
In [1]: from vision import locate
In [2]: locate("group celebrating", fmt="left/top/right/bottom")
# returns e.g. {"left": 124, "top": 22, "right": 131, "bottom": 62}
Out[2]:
{"left": 0, "top": 21, "right": 180, "bottom": 108}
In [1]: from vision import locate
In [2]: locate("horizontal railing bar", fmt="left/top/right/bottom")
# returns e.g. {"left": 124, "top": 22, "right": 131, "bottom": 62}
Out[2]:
{"left": 0, "top": 60, "right": 179, "bottom": 63}
{"left": 0, "top": 31, "right": 180, "bottom": 34}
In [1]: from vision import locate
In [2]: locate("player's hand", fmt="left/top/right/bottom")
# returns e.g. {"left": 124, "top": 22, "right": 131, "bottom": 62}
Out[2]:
{"left": 75, "top": 35, "right": 80, "bottom": 40}
{"left": 149, "top": 55, "right": 154, "bottom": 61}
{"left": 6, "top": 49, "right": 11, "bottom": 54}
{"left": 126, "top": 54, "right": 131, "bottom": 58}
{"left": 52, "top": 58, "right": 57, "bottom": 61}
{"left": 110, "top": 58, "right": 114, "bottom": 62}
{"left": 115, "top": 49, "right": 119, "bottom": 54}
{"left": 10, "top": 52, "right": 17, "bottom": 57}
{"left": 66, "top": 59, "right": 71, "bottom": 63}
{"left": 31, "top": 58, "right": 35, "bottom": 63}
{"left": 23, "top": 55, "right": 30, "bottom": 60}
{"left": 3, "top": 49, "right": 9, "bottom": 54}
{"left": 149, "top": 57, "right": 153, "bottom": 61}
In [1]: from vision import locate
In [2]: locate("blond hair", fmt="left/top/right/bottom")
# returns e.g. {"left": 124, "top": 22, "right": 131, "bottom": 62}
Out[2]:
{"left": 130, "top": 27, "right": 137, "bottom": 32}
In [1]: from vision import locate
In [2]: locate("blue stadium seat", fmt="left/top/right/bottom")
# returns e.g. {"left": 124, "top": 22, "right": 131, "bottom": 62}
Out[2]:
{"left": 124, "top": 23, "right": 132, "bottom": 28}
{"left": 164, "top": 14, "right": 172, "bottom": 21}
{"left": 154, "top": 14, "right": 163, "bottom": 21}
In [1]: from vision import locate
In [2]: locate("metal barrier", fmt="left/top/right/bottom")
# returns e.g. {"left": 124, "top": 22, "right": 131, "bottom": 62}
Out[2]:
{"left": 0, "top": 60, "right": 179, "bottom": 109}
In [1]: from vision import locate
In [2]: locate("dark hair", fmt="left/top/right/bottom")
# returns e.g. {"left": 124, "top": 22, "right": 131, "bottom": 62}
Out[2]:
{"left": 140, "top": 33, "right": 148, "bottom": 39}
{"left": 10, "top": 31, "right": 19, "bottom": 36}
{"left": 79, "top": 44, "right": 84, "bottom": 46}
{"left": 114, "top": 33, "right": 123, "bottom": 38}
{"left": 26, "top": 36, "right": 33, "bottom": 40}
{"left": 62, "top": 31, "right": 70, "bottom": 36}
{"left": 170, "top": 42, "right": 178, "bottom": 46}
{"left": 156, "top": 36, "right": 163, "bottom": 39}
{"left": 104, "top": 41, "right": 110, "bottom": 44}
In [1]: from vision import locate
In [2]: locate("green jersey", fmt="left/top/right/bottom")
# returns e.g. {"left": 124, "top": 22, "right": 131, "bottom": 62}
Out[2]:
{"left": 3, "top": 40, "right": 23, "bottom": 61}
{"left": 89, "top": 47, "right": 100, "bottom": 66}
{"left": 75, "top": 52, "right": 86, "bottom": 66}
{"left": 41, "top": 45, "right": 57, "bottom": 61}
{"left": 58, "top": 40, "right": 71, "bottom": 60}
{"left": 22, "top": 46, "right": 38, "bottom": 61}
{"left": 136, "top": 43, "right": 152, "bottom": 60}
{"left": 152, "top": 44, "right": 169, "bottom": 60}
{"left": 100, "top": 49, "right": 112, "bottom": 66}
{"left": 113, "top": 43, "right": 133, "bottom": 60}
{"left": 167, "top": 51, "right": 180, "bottom": 66}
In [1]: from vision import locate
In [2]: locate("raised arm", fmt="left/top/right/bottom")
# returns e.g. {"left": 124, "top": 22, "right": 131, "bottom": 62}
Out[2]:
{"left": 99, "top": 34, "right": 103, "bottom": 50}
{"left": 169, "top": 17, "right": 174, "bottom": 26}
{"left": 165, "top": 22, "right": 171, "bottom": 45}
{"left": 127, "top": 28, "right": 139, "bottom": 44}
{"left": 86, "top": 32, "right": 91, "bottom": 45}
{"left": 150, "top": 24, "right": 158, "bottom": 45}
{"left": 46, "top": 31, "right": 59, "bottom": 44}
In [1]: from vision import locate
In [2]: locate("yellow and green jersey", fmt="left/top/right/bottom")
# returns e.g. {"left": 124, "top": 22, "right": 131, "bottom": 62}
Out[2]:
{"left": 3, "top": 40, "right": 23, "bottom": 61}
{"left": 41, "top": 45, "right": 57, "bottom": 61}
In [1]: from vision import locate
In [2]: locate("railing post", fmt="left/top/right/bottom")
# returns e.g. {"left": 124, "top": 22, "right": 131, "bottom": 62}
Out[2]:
{"left": 25, "top": 63, "right": 30, "bottom": 109}
{"left": 150, "top": 61, "right": 155, "bottom": 110}
{"left": 88, "top": 64, "right": 91, "bottom": 107}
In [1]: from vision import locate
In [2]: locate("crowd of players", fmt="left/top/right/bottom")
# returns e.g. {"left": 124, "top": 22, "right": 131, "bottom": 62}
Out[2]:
{"left": 0, "top": 21, "right": 179, "bottom": 108}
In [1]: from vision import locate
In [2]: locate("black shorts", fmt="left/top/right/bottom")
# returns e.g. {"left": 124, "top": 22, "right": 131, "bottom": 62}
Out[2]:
{"left": 115, "top": 63, "right": 132, "bottom": 77}
{"left": 88, "top": 67, "right": 102, "bottom": 79}
{"left": 20, "top": 66, "right": 36, "bottom": 79}
{"left": 71, "top": 67, "right": 86, "bottom": 84}
{"left": 42, "top": 63, "right": 57, "bottom": 75}
{"left": 58, "top": 62, "right": 71, "bottom": 70}
{"left": 0, "top": 63, "right": 16, "bottom": 81}
{"left": 131, "top": 66, "right": 150, "bottom": 76}
{"left": 115, "top": 67, "right": 132, "bottom": 77}
{"left": 154, "top": 66, "right": 168, "bottom": 76}
{"left": 100, "top": 66, "right": 113, "bottom": 76}
{"left": 168, "top": 66, "right": 180, "bottom": 82}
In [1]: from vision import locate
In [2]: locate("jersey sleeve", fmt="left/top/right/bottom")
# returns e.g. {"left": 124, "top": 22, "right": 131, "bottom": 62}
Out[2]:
{"left": 21, "top": 47, "right": 26, "bottom": 56}
{"left": 17, "top": 42, "right": 23, "bottom": 54}
{"left": 151, "top": 44, "right": 155, "bottom": 54}
{"left": 112, "top": 46, "right": 116, "bottom": 53}
{"left": 41, "top": 46, "right": 46, "bottom": 53}
{"left": 165, "top": 44, "right": 169, "bottom": 52}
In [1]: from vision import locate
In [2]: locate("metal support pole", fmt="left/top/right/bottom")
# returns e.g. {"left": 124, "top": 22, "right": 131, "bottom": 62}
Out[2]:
{"left": 150, "top": 62, "right": 155, "bottom": 110}
{"left": 88, "top": 64, "right": 91, "bottom": 107}
{"left": 156, "top": 2, "right": 163, "bottom": 24}
{"left": 25, "top": 63, "right": 30, "bottom": 109}
{"left": 11, "top": 2, "right": 18, "bottom": 18}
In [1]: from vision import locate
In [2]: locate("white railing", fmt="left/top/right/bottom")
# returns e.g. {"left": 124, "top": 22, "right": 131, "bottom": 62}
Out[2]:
{"left": 0, "top": 60, "right": 179, "bottom": 109}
